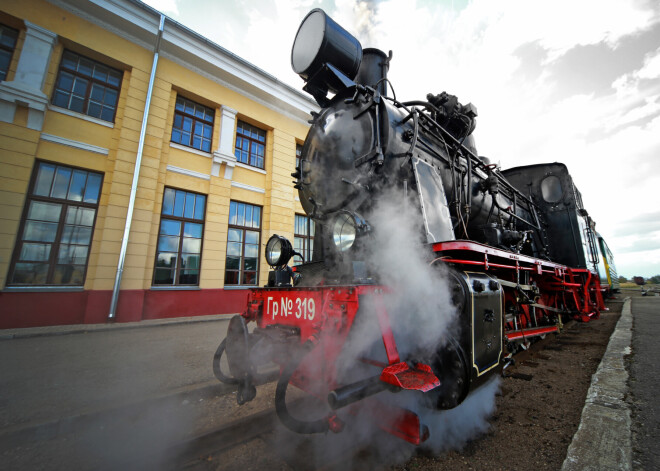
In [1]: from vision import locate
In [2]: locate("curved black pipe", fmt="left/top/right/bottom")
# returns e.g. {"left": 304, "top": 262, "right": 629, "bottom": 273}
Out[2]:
{"left": 275, "top": 341, "right": 330, "bottom": 434}
{"left": 212, "top": 338, "right": 239, "bottom": 385}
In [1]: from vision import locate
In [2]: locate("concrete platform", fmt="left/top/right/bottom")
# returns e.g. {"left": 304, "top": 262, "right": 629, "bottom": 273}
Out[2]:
{"left": 562, "top": 298, "right": 633, "bottom": 471}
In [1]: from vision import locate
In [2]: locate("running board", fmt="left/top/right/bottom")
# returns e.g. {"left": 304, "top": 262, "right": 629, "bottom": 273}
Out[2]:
{"left": 506, "top": 325, "right": 559, "bottom": 341}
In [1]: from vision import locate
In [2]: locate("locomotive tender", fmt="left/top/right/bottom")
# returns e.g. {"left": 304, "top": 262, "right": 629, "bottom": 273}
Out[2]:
{"left": 216, "top": 9, "right": 612, "bottom": 445}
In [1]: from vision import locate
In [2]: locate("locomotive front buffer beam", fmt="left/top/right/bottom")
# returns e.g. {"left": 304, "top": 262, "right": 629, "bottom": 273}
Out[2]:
{"left": 219, "top": 285, "right": 443, "bottom": 445}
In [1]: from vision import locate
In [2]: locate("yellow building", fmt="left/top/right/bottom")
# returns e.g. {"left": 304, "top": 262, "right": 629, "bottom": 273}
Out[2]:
{"left": 0, "top": 0, "right": 317, "bottom": 328}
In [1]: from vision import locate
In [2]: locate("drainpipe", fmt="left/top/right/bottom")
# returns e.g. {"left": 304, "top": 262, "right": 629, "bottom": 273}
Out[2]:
{"left": 108, "top": 14, "right": 165, "bottom": 320}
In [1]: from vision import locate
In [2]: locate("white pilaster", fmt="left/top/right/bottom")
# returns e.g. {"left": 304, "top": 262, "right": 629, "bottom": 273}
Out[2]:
{"left": 0, "top": 22, "right": 58, "bottom": 131}
{"left": 212, "top": 105, "right": 238, "bottom": 179}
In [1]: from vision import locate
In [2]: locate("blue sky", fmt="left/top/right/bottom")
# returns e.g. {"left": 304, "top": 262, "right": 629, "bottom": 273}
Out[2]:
{"left": 143, "top": 0, "right": 660, "bottom": 278}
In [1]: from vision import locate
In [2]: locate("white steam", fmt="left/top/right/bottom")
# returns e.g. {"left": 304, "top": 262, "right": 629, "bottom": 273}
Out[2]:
{"left": 276, "top": 188, "right": 500, "bottom": 466}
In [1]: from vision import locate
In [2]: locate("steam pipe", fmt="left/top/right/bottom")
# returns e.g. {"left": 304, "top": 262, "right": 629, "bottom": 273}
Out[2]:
{"left": 391, "top": 97, "right": 540, "bottom": 211}
{"left": 327, "top": 375, "right": 390, "bottom": 410}
{"left": 108, "top": 14, "right": 165, "bottom": 320}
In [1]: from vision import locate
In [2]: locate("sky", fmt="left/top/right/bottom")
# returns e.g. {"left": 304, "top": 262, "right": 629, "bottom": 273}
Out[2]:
{"left": 142, "top": 0, "right": 660, "bottom": 278}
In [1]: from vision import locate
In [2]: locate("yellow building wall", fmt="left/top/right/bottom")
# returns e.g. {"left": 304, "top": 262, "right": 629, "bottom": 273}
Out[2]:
{"left": 0, "top": 0, "right": 310, "bottom": 294}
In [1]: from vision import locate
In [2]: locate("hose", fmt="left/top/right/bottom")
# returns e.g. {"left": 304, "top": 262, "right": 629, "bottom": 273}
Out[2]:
{"left": 275, "top": 341, "right": 330, "bottom": 434}
{"left": 212, "top": 338, "right": 239, "bottom": 384}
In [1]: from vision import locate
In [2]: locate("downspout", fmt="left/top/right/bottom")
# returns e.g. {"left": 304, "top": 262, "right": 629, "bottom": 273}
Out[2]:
{"left": 108, "top": 14, "right": 165, "bottom": 320}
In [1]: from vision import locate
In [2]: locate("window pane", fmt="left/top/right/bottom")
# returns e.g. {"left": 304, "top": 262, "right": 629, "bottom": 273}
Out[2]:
{"left": 107, "top": 70, "right": 121, "bottom": 87}
{"left": 253, "top": 207, "right": 261, "bottom": 228}
{"left": 28, "top": 201, "right": 62, "bottom": 222}
{"left": 58, "top": 71, "right": 74, "bottom": 92}
{"left": 183, "top": 222, "right": 202, "bottom": 238}
{"left": 52, "top": 90, "right": 70, "bottom": 109}
{"left": 178, "top": 270, "right": 199, "bottom": 285}
{"left": 154, "top": 268, "right": 175, "bottom": 285}
{"left": 229, "top": 201, "right": 237, "bottom": 225}
{"left": 57, "top": 244, "right": 88, "bottom": 264}
{"left": 160, "top": 219, "right": 181, "bottom": 236}
{"left": 245, "top": 205, "right": 253, "bottom": 228}
{"left": 73, "top": 77, "right": 88, "bottom": 96}
{"left": 67, "top": 170, "right": 87, "bottom": 202}
{"left": 244, "top": 244, "right": 258, "bottom": 258}
{"left": 194, "top": 195, "right": 205, "bottom": 220}
{"left": 70, "top": 96, "right": 84, "bottom": 113}
{"left": 83, "top": 173, "right": 102, "bottom": 203}
{"left": 162, "top": 188, "right": 175, "bottom": 215}
{"left": 51, "top": 167, "right": 72, "bottom": 199}
{"left": 243, "top": 271, "right": 257, "bottom": 285}
{"left": 157, "top": 235, "right": 179, "bottom": 252}
{"left": 23, "top": 221, "right": 58, "bottom": 242}
{"left": 181, "top": 254, "right": 201, "bottom": 269}
{"left": 236, "top": 203, "right": 245, "bottom": 226}
{"left": 227, "top": 241, "right": 242, "bottom": 256}
{"left": 66, "top": 207, "right": 95, "bottom": 226}
{"left": 78, "top": 58, "right": 93, "bottom": 77}
{"left": 53, "top": 265, "right": 84, "bottom": 285}
{"left": 61, "top": 52, "right": 77, "bottom": 70}
{"left": 228, "top": 228, "right": 242, "bottom": 242}
{"left": 182, "top": 238, "right": 201, "bottom": 253}
{"left": 103, "top": 87, "right": 117, "bottom": 105}
{"left": 184, "top": 192, "right": 195, "bottom": 219}
{"left": 245, "top": 231, "right": 258, "bottom": 245}
{"left": 156, "top": 252, "right": 177, "bottom": 268}
{"left": 90, "top": 83, "right": 104, "bottom": 101}
{"left": 173, "top": 190, "right": 185, "bottom": 217}
{"left": 87, "top": 102, "right": 102, "bottom": 119}
{"left": 92, "top": 65, "right": 108, "bottom": 82}
{"left": 19, "top": 243, "right": 51, "bottom": 262}
{"left": 12, "top": 263, "right": 48, "bottom": 284}
{"left": 224, "top": 270, "right": 239, "bottom": 284}
{"left": 61, "top": 225, "right": 92, "bottom": 245}
{"left": 100, "top": 106, "right": 115, "bottom": 122}
{"left": 225, "top": 257, "right": 240, "bottom": 271}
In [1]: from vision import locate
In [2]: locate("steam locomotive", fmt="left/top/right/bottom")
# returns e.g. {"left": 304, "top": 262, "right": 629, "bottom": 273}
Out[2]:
{"left": 215, "top": 9, "right": 614, "bottom": 445}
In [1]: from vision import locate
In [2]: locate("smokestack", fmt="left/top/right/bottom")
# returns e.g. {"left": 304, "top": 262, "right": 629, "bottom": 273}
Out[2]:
{"left": 355, "top": 48, "right": 391, "bottom": 96}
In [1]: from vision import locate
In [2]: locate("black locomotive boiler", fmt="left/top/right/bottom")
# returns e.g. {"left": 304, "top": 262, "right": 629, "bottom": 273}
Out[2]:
{"left": 215, "top": 9, "right": 611, "bottom": 445}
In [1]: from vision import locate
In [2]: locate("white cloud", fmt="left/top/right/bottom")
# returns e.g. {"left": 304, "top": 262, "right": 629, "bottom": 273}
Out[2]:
{"left": 141, "top": 0, "right": 179, "bottom": 15}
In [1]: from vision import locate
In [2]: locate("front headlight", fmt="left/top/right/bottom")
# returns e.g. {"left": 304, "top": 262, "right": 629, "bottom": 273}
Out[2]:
{"left": 331, "top": 211, "right": 370, "bottom": 252}
{"left": 265, "top": 235, "right": 294, "bottom": 267}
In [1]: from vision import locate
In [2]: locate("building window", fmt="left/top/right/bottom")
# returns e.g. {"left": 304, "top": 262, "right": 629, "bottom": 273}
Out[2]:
{"left": 295, "top": 143, "right": 302, "bottom": 169}
{"left": 225, "top": 201, "right": 261, "bottom": 285}
{"left": 51, "top": 50, "right": 122, "bottom": 122}
{"left": 294, "top": 214, "right": 314, "bottom": 263}
{"left": 234, "top": 120, "right": 265, "bottom": 169}
{"left": 0, "top": 24, "right": 19, "bottom": 82}
{"left": 153, "top": 188, "right": 206, "bottom": 286}
{"left": 8, "top": 161, "right": 103, "bottom": 286}
{"left": 171, "top": 96, "right": 214, "bottom": 153}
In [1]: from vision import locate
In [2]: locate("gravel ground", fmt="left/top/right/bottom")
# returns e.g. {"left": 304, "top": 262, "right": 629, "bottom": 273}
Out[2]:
{"left": 392, "top": 297, "right": 623, "bottom": 471}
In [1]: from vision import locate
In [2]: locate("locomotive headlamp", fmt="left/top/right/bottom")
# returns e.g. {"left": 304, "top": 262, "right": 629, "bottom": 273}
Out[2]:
{"left": 291, "top": 9, "right": 362, "bottom": 98}
{"left": 331, "top": 211, "right": 371, "bottom": 252}
{"left": 265, "top": 235, "right": 294, "bottom": 267}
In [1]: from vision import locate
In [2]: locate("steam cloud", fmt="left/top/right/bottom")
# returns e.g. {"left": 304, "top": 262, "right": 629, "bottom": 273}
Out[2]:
{"left": 277, "top": 189, "right": 501, "bottom": 467}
